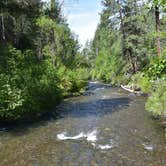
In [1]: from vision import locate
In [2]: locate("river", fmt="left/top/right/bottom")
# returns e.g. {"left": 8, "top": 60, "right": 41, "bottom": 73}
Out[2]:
{"left": 0, "top": 82, "right": 165, "bottom": 166}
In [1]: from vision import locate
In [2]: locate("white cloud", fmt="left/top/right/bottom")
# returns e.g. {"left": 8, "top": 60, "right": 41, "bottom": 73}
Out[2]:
{"left": 67, "top": 12, "right": 100, "bottom": 46}
{"left": 42, "top": 0, "right": 102, "bottom": 47}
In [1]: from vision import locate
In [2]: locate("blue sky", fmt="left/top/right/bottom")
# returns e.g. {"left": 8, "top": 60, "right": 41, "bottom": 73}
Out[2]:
{"left": 43, "top": 0, "right": 102, "bottom": 46}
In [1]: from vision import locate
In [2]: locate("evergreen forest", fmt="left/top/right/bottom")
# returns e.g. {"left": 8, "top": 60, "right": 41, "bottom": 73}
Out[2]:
{"left": 86, "top": 0, "right": 166, "bottom": 120}
{"left": 0, "top": 0, "right": 89, "bottom": 121}
{"left": 0, "top": 0, "right": 166, "bottom": 125}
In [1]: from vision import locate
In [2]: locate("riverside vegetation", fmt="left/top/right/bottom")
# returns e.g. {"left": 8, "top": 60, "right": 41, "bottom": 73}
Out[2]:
{"left": 0, "top": 0, "right": 89, "bottom": 122}
{"left": 83, "top": 0, "right": 166, "bottom": 126}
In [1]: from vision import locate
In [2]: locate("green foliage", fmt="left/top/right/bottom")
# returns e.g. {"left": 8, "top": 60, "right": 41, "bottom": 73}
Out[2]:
{"left": 36, "top": 16, "right": 57, "bottom": 32}
{"left": 0, "top": 74, "right": 25, "bottom": 119}
{"left": 0, "top": 1, "right": 89, "bottom": 121}
{"left": 36, "top": 15, "right": 79, "bottom": 68}
{"left": 146, "top": 56, "right": 166, "bottom": 80}
{"left": 92, "top": 32, "right": 128, "bottom": 85}
{"left": 0, "top": 47, "right": 61, "bottom": 121}
{"left": 0, "top": 0, "right": 41, "bottom": 49}
{"left": 146, "top": 80, "right": 166, "bottom": 116}
{"left": 138, "top": 77, "right": 152, "bottom": 94}
{"left": 90, "top": 0, "right": 166, "bottom": 123}
{"left": 153, "top": 0, "right": 166, "bottom": 8}
{"left": 57, "top": 66, "right": 88, "bottom": 95}
{"left": 131, "top": 73, "right": 152, "bottom": 93}
{"left": 0, "top": 45, "right": 88, "bottom": 121}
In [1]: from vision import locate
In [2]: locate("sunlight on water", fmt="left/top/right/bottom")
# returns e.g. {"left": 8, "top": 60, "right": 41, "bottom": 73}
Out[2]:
{"left": 98, "top": 144, "right": 114, "bottom": 150}
{"left": 57, "top": 130, "right": 98, "bottom": 142}
{"left": 142, "top": 143, "right": 154, "bottom": 151}
{"left": 57, "top": 129, "right": 116, "bottom": 150}
{"left": 94, "top": 87, "right": 105, "bottom": 91}
{"left": 86, "top": 130, "right": 98, "bottom": 142}
{"left": 57, "top": 132, "right": 85, "bottom": 140}
{"left": 89, "top": 81, "right": 100, "bottom": 84}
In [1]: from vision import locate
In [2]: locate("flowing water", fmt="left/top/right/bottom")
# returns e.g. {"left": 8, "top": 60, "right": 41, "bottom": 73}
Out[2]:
{"left": 0, "top": 82, "right": 165, "bottom": 166}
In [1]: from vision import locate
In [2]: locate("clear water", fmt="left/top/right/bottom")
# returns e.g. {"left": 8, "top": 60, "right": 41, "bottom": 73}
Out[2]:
{"left": 0, "top": 82, "right": 165, "bottom": 166}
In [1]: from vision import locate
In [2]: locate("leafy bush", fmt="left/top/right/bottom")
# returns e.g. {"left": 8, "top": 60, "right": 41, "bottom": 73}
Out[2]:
{"left": 57, "top": 65, "right": 88, "bottom": 95}
{"left": 146, "top": 80, "right": 166, "bottom": 116}
{"left": 0, "top": 74, "right": 25, "bottom": 120}
{"left": 0, "top": 46, "right": 88, "bottom": 121}
{"left": 146, "top": 56, "right": 166, "bottom": 80}
{"left": 0, "top": 2, "right": 89, "bottom": 122}
{"left": 69, "top": 68, "right": 89, "bottom": 93}
{"left": 131, "top": 73, "right": 152, "bottom": 93}
{"left": 0, "top": 47, "right": 63, "bottom": 121}
{"left": 91, "top": 38, "right": 127, "bottom": 85}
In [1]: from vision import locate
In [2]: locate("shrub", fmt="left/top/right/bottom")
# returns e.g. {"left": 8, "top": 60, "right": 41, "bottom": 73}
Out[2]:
{"left": 146, "top": 80, "right": 166, "bottom": 116}
{"left": 0, "top": 74, "right": 25, "bottom": 120}
{"left": 131, "top": 73, "right": 152, "bottom": 93}
{"left": 0, "top": 47, "right": 63, "bottom": 121}
{"left": 146, "top": 56, "right": 166, "bottom": 80}
{"left": 57, "top": 65, "right": 88, "bottom": 95}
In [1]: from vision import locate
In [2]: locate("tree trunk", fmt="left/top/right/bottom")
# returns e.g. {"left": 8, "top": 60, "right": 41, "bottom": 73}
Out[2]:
{"left": 155, "top": 6, "right": 161, "bottom": 56}
{"left": 127, "top": 48, "right": 136, "bottom": 74}
{"left": 51, "top": 0, "right": 56, "bottom": 19}
{"left": 117, "top": 0, "right": 126, "bottom": 57}
{"left": 50, "top": 0, "right": 56, "bottom": 65}
{"left": 51, "top": 0, "right": 55, "bottom": 10}
{"left": 1, "top": 14, "right": 6, "bottom": 41}
{"left": 51, "top": 29, "right": 56, "bottom": 65}
{"left": 37, "top": 37, "right": 42, "bottom": 61}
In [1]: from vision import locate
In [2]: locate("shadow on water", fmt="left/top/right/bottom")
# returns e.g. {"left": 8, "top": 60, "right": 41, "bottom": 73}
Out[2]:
{"left": 58, "top": 97, "right": 132, "bottom": 118}
{"left": 0, "top": 107, "right": 60, "bottom": 133}
{"left": 0, "top": 96, "right": 132, "bottom": 136}
{"left": 0, "top": 81, "right": 131, "bottom": 136}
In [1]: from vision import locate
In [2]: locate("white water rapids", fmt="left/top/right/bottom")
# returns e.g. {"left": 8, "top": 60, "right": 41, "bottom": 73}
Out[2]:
{"left": 57, "top": 129, "right": 115, "bottom": 150}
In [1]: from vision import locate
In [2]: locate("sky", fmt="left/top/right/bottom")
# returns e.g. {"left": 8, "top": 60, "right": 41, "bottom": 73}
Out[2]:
{"left": 43, "top": 0, "right": 102, "bottom": 47}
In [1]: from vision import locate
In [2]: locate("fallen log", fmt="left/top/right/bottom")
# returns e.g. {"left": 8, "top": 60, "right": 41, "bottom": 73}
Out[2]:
{"left": 121, "top": 85, "right": 143, "bottom": 94}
